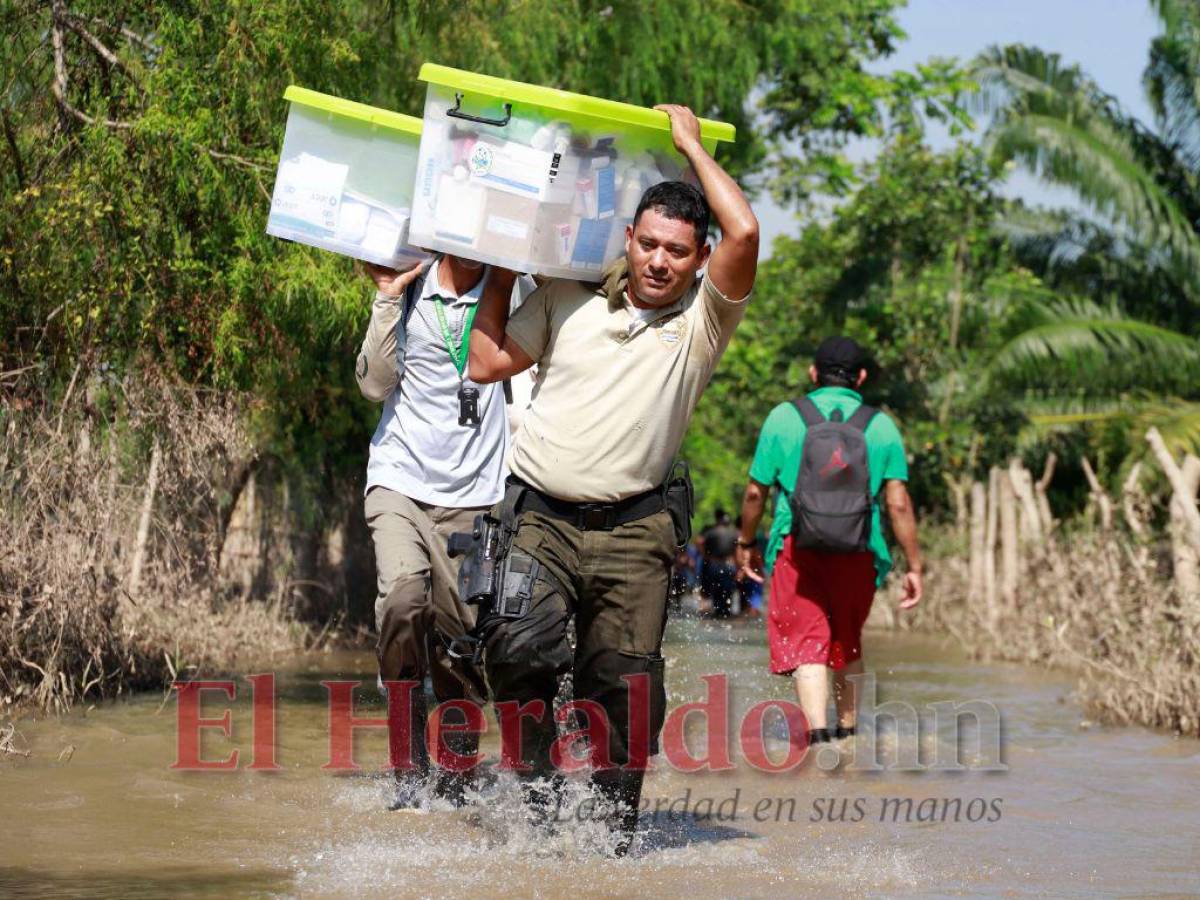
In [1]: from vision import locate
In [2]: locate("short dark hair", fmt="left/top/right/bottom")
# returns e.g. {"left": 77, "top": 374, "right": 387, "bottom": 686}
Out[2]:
{"left": 633, "top": 181, "right": 710, "bottom": 249}
{"left": 815, "top": 366, "right": 858, "bottom": 388}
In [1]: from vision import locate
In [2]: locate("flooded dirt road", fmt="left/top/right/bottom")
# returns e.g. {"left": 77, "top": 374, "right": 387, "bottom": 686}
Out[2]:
{"left": 2, "top": 620, "right": 1197, "bottom": 897}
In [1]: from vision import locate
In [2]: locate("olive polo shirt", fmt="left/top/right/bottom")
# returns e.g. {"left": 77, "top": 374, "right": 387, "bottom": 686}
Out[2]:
{"left": 748, "top": 387, "right": 908, "bottom": 584}
{"left": 505, "top": 261, "right": 749, "bottom": 502}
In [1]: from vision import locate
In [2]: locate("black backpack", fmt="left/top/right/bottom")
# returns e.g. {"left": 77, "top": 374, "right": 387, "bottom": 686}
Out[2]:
{"left": 788, "top": 396, "right": 877, "bottom": 553}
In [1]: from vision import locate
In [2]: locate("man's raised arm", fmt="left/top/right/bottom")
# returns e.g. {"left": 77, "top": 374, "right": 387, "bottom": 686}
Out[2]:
{"left": 655, "top": 104, "right": 759, "bottom": 301}
{"left": 469, "top": 268, "right": 534, "bottom": 384}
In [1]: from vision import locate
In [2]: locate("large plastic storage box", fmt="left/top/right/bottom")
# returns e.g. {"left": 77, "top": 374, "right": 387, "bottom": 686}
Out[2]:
{"left": 267, "top": 86, "right": 428, "bottom": 268}
{"left": 409, "top": 65, "right": 735, "bottom": 279}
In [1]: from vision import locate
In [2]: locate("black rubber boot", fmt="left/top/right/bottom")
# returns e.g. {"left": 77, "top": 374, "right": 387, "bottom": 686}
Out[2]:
{"left": 591, "top": 768, "right": 645, "bottom": 857}
{"left": 521, "top": 772, "right": 566, "bottom": 828}
{"left": 389, "top": 687, "right": 431, "bottom": 810}
{"left": 432, "top": 703, "right": 481, "bottom": 808}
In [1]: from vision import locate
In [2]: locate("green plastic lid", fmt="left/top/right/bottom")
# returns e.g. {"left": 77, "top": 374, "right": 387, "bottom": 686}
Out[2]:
{"left": 283, "top": 86, "right": 423, "bottom": 136}
{"left": 418, "top": 64, "right": 736, "bottom": 144}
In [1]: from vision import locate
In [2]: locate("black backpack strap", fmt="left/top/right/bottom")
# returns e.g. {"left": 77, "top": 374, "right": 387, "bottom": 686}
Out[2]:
{"left": 790, "top": 396, "right": 825, "bottom": 428}
{"left": 401, "top": 273, "right": 421, "bottom": 326}
{"left": 503, "top": 378, "right": 513, "bottom": 404}
{"left": 847, "top": 404, "right": 877, "bottom": 431}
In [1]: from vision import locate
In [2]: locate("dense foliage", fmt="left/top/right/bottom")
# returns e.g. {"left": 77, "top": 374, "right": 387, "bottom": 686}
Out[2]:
{"left": 5, "top": 0, "right": 1195, "bottom": 527}
{"left": 2, "top": 0, "right": 955, "bottom": 490}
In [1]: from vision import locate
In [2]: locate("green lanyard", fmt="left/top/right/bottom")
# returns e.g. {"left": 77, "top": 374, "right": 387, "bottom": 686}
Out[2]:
{"left": 433, "top": 297, "right": 478, "bottom": 378}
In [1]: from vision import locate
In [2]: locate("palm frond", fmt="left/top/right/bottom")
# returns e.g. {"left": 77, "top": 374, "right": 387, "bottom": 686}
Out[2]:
{"left": 970, "top": 44, "right": 1200, "bottom": 305}
{"left": 989, "top": 298, "right": 1200, "bottom": 392}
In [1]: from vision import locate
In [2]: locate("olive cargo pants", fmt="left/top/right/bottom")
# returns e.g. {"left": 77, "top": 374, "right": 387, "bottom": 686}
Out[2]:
{"left": 483, "top": 508, "right": 674, "bottom": 786}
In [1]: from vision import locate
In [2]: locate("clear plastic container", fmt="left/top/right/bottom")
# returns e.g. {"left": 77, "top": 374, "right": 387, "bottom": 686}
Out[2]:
{"left": 267, "top": 86, "right": 428, "bottom": 268}
{"left": 409, "top": 64, "right": 736, "bottom": 279}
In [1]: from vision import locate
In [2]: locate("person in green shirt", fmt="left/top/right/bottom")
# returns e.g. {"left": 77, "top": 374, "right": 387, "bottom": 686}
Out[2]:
{"left": 735, "top": 337, "right": 923, "bottom": 747}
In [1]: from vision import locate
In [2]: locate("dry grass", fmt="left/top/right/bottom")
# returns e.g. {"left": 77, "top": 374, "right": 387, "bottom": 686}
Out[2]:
{"left": 883, "top": 527, "right": 1200, "bottom": 737}
{"left": 1, "top": 372, "right": 310, "bottom": 715}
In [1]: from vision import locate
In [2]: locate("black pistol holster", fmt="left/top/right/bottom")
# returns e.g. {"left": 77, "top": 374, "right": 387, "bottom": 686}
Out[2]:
{"left": 445, "top": 482, "right": 529, "bottom": 662}
{"left": 662, "top": 459, "right": 695, "bottom": 550}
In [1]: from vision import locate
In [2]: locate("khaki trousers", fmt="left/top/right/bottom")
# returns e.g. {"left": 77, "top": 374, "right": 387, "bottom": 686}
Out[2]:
{"left": 364, "top": 486, "right": 488, "bottom": 704}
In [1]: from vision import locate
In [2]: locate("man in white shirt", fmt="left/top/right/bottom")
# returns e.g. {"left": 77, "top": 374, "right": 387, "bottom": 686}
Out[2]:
{"left": 357, "top": 253, "right": 530, "bottom": 806}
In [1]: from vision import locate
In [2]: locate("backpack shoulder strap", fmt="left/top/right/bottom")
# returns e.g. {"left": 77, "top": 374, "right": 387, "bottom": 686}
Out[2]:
{"left": 401, "top": 272, "right": 422, "bottom": 325}
{"left": 790, "top": 396, "right": 825, "bottom": 428}
{"left": 847, "top": 403, "right": 877, "bottom": 432}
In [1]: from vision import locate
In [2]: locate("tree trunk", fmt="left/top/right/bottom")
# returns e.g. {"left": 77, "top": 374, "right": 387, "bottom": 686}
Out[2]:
{"left": 1034, "top": 452, "right": 1057, "bottom": 536}
{"left": 944, "top": 472, "right": 970, "bottom": 539}
{"left": 129, "top": 437, "right": 161, "bottom": 594}
{"left": 985, "top": 467, "right": 1001, "bottom": 625}
{"left": 1007, "top": 458, "right": 1043, "bottom": 545}
{"left": 999, "top": 470, "right": 1019, "bottom": 610}
{"left": 1169, "top": 455, "right": 1200, "bottom": 603}
{"left": 1147, "top": 428, "right": 1200, "bottom": 552}
{"left": 1080, "top": 456, "right": 1113, "bottom": 532}
{"left": 968, "top": 481, "right": 987, "bottom": 604}
{"left": 1120, "top": 461, "right": 1149, "bottom": 540}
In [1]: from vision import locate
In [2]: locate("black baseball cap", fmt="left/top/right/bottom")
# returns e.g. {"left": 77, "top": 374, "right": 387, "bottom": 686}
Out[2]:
{"left": 814, "top": 336, "right": 867, "bottom": 371}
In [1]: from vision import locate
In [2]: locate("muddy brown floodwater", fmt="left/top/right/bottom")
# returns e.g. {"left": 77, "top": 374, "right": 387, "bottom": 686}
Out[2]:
{"left": 2, "top": 619, "right": 1198, "bottom": 898}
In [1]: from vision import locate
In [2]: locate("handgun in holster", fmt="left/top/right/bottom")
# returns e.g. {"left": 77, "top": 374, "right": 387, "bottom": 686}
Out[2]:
{"left": 445, "top": 485, "right": 540, "bottom": 663}
{"left": 447, "top": 513, "right": 503, "bottom": 608}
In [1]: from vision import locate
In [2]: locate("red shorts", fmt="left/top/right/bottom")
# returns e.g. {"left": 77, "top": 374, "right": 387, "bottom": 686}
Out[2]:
{"left": 768, "top": 536, "right": 876, "bottom": 673}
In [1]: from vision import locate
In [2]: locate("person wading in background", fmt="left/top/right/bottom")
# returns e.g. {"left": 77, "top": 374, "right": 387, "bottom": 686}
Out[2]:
{"left": 701, "top": 508, "right": 739, "bottom": 617}
{"left": 736, "top": 337, "right": 923, "bottom": 747}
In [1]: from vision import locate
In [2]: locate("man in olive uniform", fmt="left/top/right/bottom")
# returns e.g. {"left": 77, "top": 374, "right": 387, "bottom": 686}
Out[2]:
{"left": 469, "top": 105, "right": 759, "bottom": 853}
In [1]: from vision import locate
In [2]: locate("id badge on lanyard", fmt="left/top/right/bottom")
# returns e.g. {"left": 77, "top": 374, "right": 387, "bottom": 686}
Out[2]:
{"left": 435, "top": 298, "right": 481, "bottom": 427}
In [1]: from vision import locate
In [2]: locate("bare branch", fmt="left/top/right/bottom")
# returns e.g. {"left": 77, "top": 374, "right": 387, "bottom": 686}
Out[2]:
{"left": 202, "top": 146, "right": 272, "bottom": 172}
{"left": 76, "top": 14, "right": 159, "bottom": 54}
{"left": 62, "top": 13, "right": 137, "bottom": 80}
{"left": 50, "top": 3, "right": 134, "bottom": 130}
{"left": 1080, "top": 456, "right": 1114, "bottom": 531}
{"left": 1036, "top": 452, "right": 1057, "bottom": 492}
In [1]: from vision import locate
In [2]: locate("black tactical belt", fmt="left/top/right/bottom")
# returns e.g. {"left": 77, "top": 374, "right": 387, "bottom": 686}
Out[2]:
{"left": 513, "top": 480, "right": 665, "bottom": 531}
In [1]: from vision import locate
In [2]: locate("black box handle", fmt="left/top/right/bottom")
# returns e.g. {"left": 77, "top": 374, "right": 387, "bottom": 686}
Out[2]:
{"left": 446, "top": 92, "right": 512, "bottom": 127}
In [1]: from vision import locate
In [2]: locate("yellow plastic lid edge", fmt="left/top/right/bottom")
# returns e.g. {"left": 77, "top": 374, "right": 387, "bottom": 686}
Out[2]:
{"left": 417, "top": 64, "right": 735, "bottom": 144}
{"left": 283, "top": 86, "right": 423, "bottom": 137}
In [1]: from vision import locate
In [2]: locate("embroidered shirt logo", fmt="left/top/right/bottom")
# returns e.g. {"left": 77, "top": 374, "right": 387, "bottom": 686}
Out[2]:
{"left": 657, "top": 318, "right": 685, "bottom": 347}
